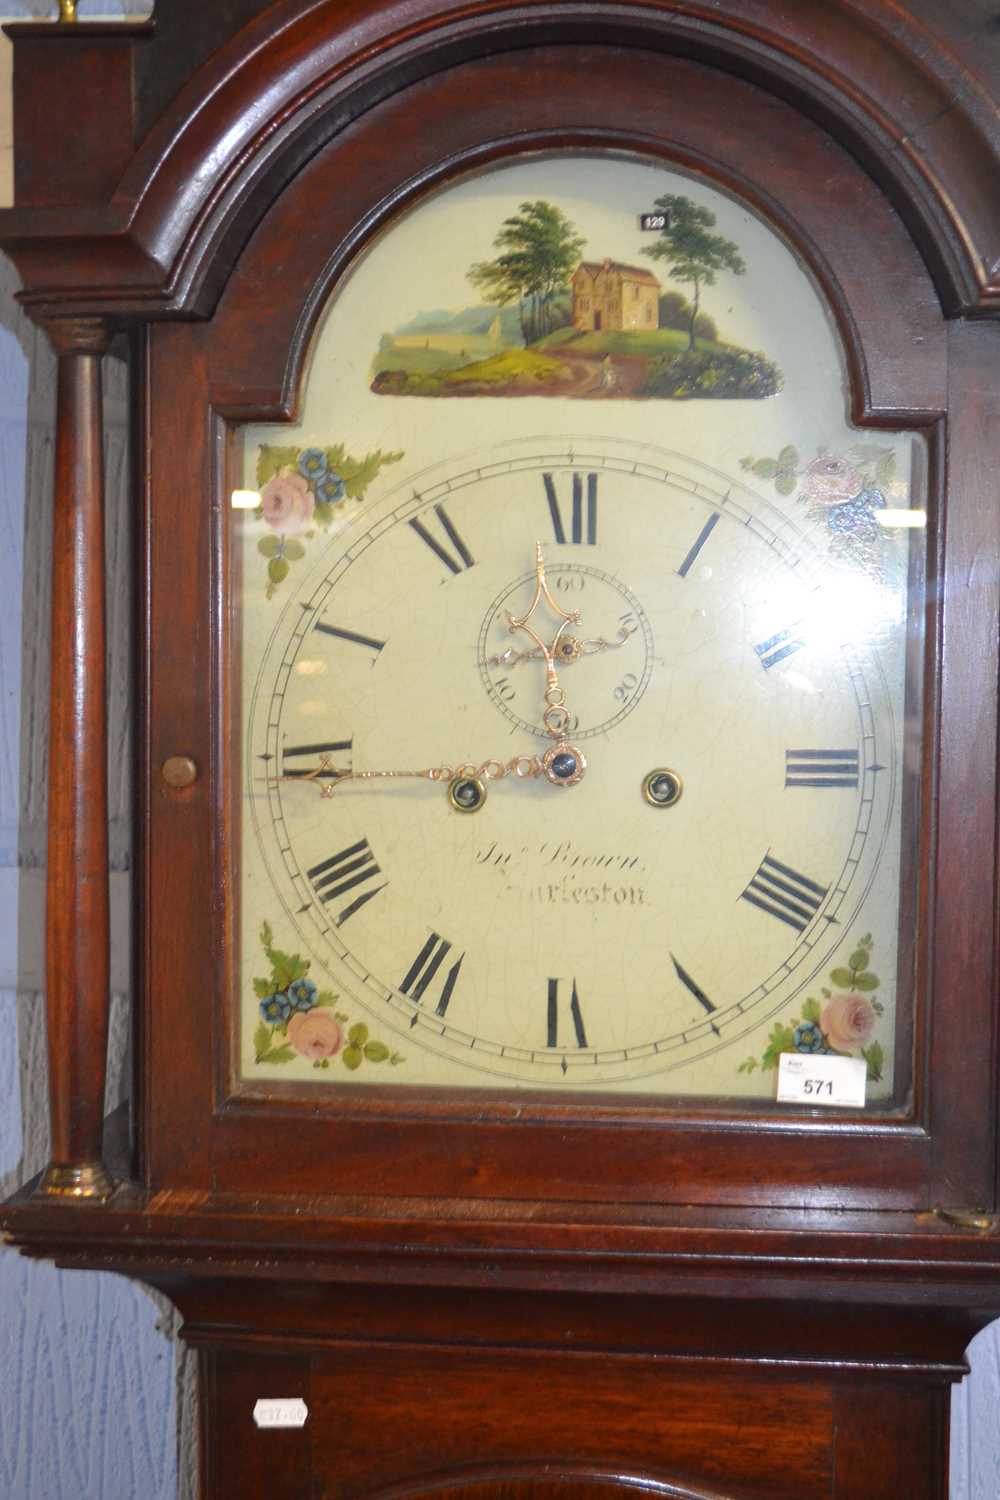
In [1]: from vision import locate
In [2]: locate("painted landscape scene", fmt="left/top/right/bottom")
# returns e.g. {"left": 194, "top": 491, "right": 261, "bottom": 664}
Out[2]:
{"left": 371, "top": 193, "right": 784, "bottom": 401}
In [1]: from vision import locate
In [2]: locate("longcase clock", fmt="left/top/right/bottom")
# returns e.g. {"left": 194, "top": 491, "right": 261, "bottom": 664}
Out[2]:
{"left": 4, "top": 4, "right": 1000, "bottom": 1497}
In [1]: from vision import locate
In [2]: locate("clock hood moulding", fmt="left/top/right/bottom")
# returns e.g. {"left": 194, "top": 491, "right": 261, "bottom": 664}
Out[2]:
{"left": 3, "top": 0, "right": 1000, "bottom": 323}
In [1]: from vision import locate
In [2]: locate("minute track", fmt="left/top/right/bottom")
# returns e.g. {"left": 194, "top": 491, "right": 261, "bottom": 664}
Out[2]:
{"left": 249, "top": 436, "right": 899, "bottom": 1089}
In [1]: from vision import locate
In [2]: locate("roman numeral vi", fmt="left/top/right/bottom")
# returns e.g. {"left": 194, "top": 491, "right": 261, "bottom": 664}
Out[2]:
{"left": 547, "top": 977, "right": 588, "bottom": 1053}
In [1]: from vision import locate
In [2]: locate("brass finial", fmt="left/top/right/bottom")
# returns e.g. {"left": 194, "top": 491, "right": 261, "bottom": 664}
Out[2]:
{"left": 58, "top": 0, "right": 78, "bottom": 22}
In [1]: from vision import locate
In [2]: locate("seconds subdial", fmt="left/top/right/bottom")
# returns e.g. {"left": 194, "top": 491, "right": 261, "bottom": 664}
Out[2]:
{"left": 478, "top": 563, "right": 654, "bottom": 738}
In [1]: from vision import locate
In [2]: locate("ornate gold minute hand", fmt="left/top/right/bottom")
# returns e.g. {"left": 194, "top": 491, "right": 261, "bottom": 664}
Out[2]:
{"left": 276, "top": 546, "right": 589, "bottom": 808}
{"left": 275, "top": 742, "right": 583, "bottom": 809}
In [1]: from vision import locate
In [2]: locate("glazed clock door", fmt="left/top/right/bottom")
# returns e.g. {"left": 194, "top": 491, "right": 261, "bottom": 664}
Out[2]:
{"left": 236, "top": 152, "right": 919, "bottom": 1099}
{"left": 140, "top": 41, "right": 986, "bottom": 1213}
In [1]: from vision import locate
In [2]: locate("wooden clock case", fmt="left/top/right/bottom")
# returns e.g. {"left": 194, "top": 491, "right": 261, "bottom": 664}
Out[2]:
{"left": 4, "top": 3, "right": 1000, "bottom": 1496}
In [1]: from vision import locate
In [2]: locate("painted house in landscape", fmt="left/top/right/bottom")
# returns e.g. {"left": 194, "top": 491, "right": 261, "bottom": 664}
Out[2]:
{"left": 571, "top": 259, "right": 662, "bottom": 332}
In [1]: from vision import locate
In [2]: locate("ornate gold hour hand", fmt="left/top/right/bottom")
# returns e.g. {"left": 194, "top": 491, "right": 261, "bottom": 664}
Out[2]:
{"left": 276, "top": 545, "right": 588, "bottom": 806}
{"left": 505, "top": 542, "right": 580, "bottom": 739}
{"left": 499, "top": 541, "right": 587, "bottom": 787}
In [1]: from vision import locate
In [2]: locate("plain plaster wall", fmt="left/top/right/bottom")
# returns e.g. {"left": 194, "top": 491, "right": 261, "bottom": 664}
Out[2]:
{"left": 0, "top": 4, "right": 996, "bottom": 1498}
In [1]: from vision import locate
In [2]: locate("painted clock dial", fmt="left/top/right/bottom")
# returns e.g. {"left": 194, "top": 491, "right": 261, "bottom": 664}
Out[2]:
{"left": 235, "top": 154, "right": 924, "bottom": 1100}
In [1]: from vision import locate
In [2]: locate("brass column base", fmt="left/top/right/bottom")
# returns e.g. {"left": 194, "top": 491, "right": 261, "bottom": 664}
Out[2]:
{"left": 36, "top": 1161, "right": 115, "bottom": 1202}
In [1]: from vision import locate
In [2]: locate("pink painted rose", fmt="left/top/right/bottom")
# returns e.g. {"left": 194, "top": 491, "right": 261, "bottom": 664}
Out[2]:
{"left": 803, "top": 454, "right": 861, "bottom": 506}
{"left": 821, "top": 993, "right": 876, "bottom": 1054}
{"left": 287, "top": 1010, "right": 343, "bottom": 1060}
{"left": 261, "top": 470, "right": 315, "bottom": 534}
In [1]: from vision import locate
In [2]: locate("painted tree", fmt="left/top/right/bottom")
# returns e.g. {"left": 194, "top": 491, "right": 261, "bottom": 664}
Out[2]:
{"left": 642, "top": 195, "right": 746, "bottom": 349}
{"left": 468, "top": 200, "right": 585, "bottom": 345}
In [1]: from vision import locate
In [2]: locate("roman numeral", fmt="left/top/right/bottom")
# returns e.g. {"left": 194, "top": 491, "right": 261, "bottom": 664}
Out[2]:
{"left": 547, "top": 977, "right": 588, "bottom": 1051}
{"left": 400, "top": 932, "right": 464, "bottom": 1018}
{"left": 281, "top": 739, "right": 352, "bottom": 782}
{"left": 677, "top": 512, "right": 720, "bottom": 577}
{"left": 314, "top": 622, "right": 386, "bottom": 654}
{"left": 409, "top": 502, "right": 475, "bottom": 575}
{"left": 741, "top": 854, "right": 829, "bottom": 932}
{"left": 544, "top": 472, "right": 598, "bottom": 545}
{"left": 785, "top": 748, "right": 860, "bottom": 788}
{"left": 671, "top": 954, "right": 718, "bottom": 1018}
{"left": 755, "top": 626, "right": 806, "bottom": 671}
{"left": 306, "top": 838, "right": 387, "bottom": 925}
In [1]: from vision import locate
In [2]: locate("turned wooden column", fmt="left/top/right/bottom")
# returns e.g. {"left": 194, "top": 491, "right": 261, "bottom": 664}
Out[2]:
{"left": 36, "top": 317, "right": 114, "bottom": 1202}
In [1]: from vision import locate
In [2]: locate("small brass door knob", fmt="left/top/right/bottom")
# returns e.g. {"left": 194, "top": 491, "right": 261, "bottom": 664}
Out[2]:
{"left": 161, "top": 755, "right": 198, "bottom": 789}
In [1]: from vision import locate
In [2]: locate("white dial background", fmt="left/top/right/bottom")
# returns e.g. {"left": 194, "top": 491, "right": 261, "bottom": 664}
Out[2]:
{"left": 237, "top": 152, "right": 919, "bottom": 1097}
{"left": 245, "top": 439, "right": 903, "bottom": 1089}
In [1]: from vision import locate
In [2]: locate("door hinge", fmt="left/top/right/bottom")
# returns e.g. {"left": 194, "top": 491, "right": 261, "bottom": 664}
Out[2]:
{"left": 933, "top": 1207, "right": 1000, "bottom": 1233}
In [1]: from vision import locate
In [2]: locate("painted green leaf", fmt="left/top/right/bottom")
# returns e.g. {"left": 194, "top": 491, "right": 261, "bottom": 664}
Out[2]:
{"left": 283, "top": 539, "right": 305, "bottom": 562}
{"left": 341, "top": 448, "right": 404, "bottom": 501}
{"left": 269, "top": 946, "right": 309, "bottom": 991}
{"left": 775, "top": 472, "right": 797, "bottom": 496}
{"left": 829, "top": 967, "right": 854, "bottom": 989}
{"left": 342, "top": 1046, "right": 363, "bottom": 1071}
{"left": 849, "top": 948, "right": 869, "bottom": 971}
{"left": 854, "top": 973, "right": 879, "bottom": 991}
{"left": 268, "top": 557, "right": 290, "bottom": 586}
{"left": 801, "top": 996, "right": 821, "bottom": 1023}
{"left": 871, "top": 998, "right": 885, "bottom": 1016}
{"left": 253, "top": 1023, "right": 272, "bottom": 1060}
{"left": 315, "top": 991, "right": 337, "bottom": 1008}
{"left": 761, "top": 1023, "right": 795, "bottom": 1069}
{"left": 348, "top": 1022, "right": 369, "bottom": 1047}
{"left": 313, "top": 501, "right": 335, "bottom": 527}
{"left": 364, "top": 1040, "right": 390, "bottom": 1063}
{"left": 778, "top": 445, "right": 799, "bottom": 468}
{"left": 257, "top": 535, "right": 280, "bottom": 558}
{"left": 863, "top": 1041, "right": 884, "bottom": 1081}
{"left": 253, "top": 976, "right": 275, "bottom": 999}
{"left": 257, "top": 445, "right": 299, "bottom": 487}
{"left": 875, "top": 452, "right": 896, "bottom": 486}
{"left": 737, "top": 1057, "right": 758, "bottom": 1074}
{"left": 751, "top": 457, "right": 779, "bottom": 479}
{"left": 260, "top": 921, "right": 273, "bottom": 948}
{"left": 263, "top": 1044, "right": 296, "bottom": 1064}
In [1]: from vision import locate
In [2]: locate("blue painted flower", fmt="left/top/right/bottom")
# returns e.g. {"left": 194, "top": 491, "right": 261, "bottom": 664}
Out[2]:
{"left": 793, "top": 1020, "right": 825, "bottom": 1053}
{"left": 855, "top": 486, "right": 887, "bottom": 511}
{"left": 316, "top": 469, "right": 346, "bottom": 505}
{"left": 298, "top": 448, "right": 328, "bottom": 482}
{"left": 288, "top": 977, "right": 318, "bottom": 1013}
{"left": 260, "top": 991, "right": 293, "bottom": 1025}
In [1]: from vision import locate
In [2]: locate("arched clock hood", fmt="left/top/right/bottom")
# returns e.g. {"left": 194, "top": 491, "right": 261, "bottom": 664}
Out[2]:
{"left": 5, "top": 0, "right": 1000, "bottom": 319}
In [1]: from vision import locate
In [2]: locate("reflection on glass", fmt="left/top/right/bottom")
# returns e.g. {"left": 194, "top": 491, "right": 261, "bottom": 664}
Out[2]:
{"left": 234, "top": 154, "right": 924, "bottom": 1106}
